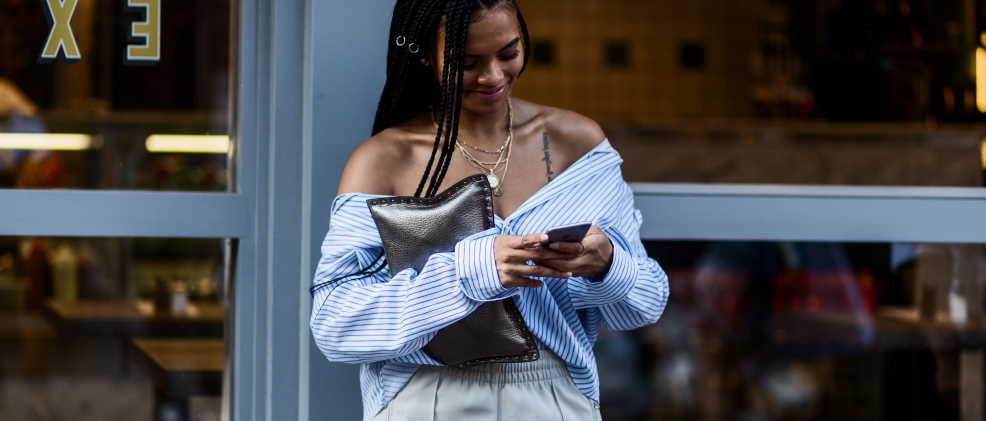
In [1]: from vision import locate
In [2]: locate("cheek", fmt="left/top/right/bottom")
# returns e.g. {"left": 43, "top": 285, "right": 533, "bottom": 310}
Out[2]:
{"left": 505, "top": 57, "right": 524, "bottom": 80}
{"left": 462, "top": 71, "right": 481, "bottom": 88}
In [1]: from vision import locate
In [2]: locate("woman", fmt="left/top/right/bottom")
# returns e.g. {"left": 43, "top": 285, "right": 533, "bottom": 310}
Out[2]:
{"left": 310, "top": 1, "right": 669, "bottom": 420}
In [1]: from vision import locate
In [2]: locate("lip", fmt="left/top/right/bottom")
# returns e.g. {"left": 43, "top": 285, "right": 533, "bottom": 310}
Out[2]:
{"left": 473, "top": 85, "right": 507, "bottom": 101}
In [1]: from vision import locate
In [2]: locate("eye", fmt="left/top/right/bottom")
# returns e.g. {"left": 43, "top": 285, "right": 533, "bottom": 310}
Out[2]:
{"left": 463, "top": 60, "right": 477, "bottom": 70}
{"left": 499, "top": 51, "right": 520, "bottom": 61}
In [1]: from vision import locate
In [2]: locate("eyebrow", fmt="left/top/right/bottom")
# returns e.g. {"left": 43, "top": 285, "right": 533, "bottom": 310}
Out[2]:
{"left": 465, "top": 37, "right": 521, "bottom": 58}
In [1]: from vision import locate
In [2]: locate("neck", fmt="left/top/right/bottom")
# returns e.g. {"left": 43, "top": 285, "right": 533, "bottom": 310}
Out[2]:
{"left": 456, "top": 100, "right": 511, "bottom": 146}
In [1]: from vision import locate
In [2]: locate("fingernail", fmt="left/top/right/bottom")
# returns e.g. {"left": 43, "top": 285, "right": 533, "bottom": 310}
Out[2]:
{"left": 565, "top": 272, "right": 573, "bottom": 278}
{"left": 541, "top": 234, "right": 549, "bottom": 241}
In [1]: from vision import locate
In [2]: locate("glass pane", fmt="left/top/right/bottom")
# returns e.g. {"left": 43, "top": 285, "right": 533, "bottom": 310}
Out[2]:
{"left": 597, "top": 240, "right": 986, "bottom": 420}
{"left": 0, "top": 0, "right": 232, "bottom": 191}
{"left": 516, "top": 1, "right": 986, "bottom": 186}
{"left": 0, "top": 236, "right": 228, "bottom": 420}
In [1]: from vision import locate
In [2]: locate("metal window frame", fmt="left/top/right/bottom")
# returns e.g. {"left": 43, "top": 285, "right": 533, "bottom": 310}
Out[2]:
{"left": 632, "top": 183, "right": 986, "bottom": 243}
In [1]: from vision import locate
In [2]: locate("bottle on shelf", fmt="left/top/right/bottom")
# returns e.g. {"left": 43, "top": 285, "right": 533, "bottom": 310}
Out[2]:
{"left": 50, "top": 242, "right": 79, "bottom": 302}
{"left": 170, "top": 280, "right": 189, "bottom": 316}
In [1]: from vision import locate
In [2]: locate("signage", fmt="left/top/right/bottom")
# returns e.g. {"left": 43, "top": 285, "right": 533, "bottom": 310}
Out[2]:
{"left": 39, "top": 0, "right": 162, "bottom": 64}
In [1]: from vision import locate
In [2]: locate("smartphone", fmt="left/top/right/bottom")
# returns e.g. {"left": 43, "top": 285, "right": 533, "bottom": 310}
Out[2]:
{"left": 542, "top": 222, "right": 592, "bottom": 246}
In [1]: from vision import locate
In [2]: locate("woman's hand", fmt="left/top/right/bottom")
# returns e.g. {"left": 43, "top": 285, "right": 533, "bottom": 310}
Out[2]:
{"left": 493, "top": 234, "right": 577, "bottom": 288}
{"left": 537, "top": 225, "right": 614, "bottom": 280}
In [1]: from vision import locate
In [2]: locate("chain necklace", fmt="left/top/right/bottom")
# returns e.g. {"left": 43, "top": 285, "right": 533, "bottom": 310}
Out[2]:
{"left": 457, "top": 138, "right": 508, "bottom": 167}
{"left": 457, "top": 134, "right": 509, "bottom": 155}
{"left": 429, "top": 99, "right": 514, "bottom": 196}
{"left": 454, "top": 98, "right": 513, "bottom": 196}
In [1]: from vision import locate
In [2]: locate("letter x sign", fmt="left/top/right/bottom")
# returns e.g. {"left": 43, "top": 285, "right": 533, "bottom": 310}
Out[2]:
{"left": 40, "top": 0, "right": 161, "bottom": 63}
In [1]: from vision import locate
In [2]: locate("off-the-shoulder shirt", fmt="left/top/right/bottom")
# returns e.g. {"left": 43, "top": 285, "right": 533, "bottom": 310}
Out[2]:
{"left": 310, "top": 139, "right": 669, "bottom": 420}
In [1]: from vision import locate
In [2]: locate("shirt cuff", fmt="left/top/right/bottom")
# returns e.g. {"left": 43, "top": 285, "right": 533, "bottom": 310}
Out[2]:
{"left": 455, "top": 228, "right": 518, "bottom": 302}
{"left": 568, "top": 230, "right": 639, "bottom": 309}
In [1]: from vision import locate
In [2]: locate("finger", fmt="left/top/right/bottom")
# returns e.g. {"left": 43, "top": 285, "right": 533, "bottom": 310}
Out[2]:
{"left": 503, "top": 248, "right": 556, "bottom": 264}
{"left": 518, "top": 233, "right": 549, "bottom": 249}
{"left": 533, "top": 259, "right": 574, "bottom": 274}
{"left": 517, "top": 248, "right": 577, "bottom": 262}
{"left": 547, "top": 241, "right": 583, "bottom": 255}
{"left": 510, "top": 264, "right": 572, "bottom": 279}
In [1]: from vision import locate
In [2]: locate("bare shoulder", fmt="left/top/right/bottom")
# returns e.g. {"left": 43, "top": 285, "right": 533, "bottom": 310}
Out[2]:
{"left": 336, "top": 128, "right": 413, "bottom": 196}
{"left": 516, "top": 99, "right": 605, "bottom": 159}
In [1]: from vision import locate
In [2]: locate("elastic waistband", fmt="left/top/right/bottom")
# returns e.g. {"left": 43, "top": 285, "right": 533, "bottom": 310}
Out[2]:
{"left": 421, "top": 350, "right": 570, "bottom": 385}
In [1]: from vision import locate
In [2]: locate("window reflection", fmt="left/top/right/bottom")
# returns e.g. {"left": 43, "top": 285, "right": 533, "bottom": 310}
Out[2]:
{"left": 516, "top": 0, "right": 986, "bottom": 186}
{"left": 0, "top": 237, "right": 226, "bottom": 420}
{"left": 595, "top": 240, "right": 986, "bottom": 420}
{"left": 0, "top": 0, "right": 231, "bottom": 191}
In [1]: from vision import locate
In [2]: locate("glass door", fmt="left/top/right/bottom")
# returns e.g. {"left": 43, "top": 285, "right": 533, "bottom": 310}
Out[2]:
{"left": 0, "top": 1, "right": 243, "bottom": 420}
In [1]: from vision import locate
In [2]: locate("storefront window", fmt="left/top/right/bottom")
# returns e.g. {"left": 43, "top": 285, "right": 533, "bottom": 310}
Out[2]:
{"left": 516, "top": 0, "right": 986, "bottom": 186}
{"left": 0, "top": 0, "right": 232, "bottom": 191}
{"left": 0, "top": 236, "right": 227, "bottom": 420}
{"left": 597, "top": 240, "right": 986, "bottom": 420}
{"left": 0, "top": 2, "right": 235, "bottom": 419}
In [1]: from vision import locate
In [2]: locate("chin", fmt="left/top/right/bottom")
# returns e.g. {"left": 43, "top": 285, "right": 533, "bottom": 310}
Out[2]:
{"left": 464, "top": 87, "right": 511, "bottom": 113}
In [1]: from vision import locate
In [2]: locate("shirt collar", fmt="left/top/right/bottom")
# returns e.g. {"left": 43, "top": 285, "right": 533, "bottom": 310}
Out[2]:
{"left": 501, "top": 138, "right": 621, "bottom": 222}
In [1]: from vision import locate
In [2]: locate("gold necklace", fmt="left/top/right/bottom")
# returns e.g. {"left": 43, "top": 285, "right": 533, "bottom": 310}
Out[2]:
{"left": 457, "top": 139, "right": 508, "bottom": 167}
{"left": 455, "top": 98, "right": 513, "bottom": 196}
{"left": 457, "top": 135, "right": 509, "bottom": 155}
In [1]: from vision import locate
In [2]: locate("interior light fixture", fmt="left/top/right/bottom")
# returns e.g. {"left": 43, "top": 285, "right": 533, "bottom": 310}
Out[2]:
{"left": 145, "top": 135, "right": 230, "bottom": 154}
{"left": 0, "top": 133, "right": 93, "bottom": 150}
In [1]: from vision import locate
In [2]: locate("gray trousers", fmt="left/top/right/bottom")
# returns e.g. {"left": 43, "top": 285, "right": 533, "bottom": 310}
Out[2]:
{"left": 372, "top": 350, "right": 603, "bottom": 421}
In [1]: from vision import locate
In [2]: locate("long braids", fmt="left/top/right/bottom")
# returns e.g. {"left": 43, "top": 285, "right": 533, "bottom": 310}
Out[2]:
{"left": 313, "top": 0, "right": 531, "bottom": 296}
{"left": 426, "top": 0, "right": 473, "bottom": 196}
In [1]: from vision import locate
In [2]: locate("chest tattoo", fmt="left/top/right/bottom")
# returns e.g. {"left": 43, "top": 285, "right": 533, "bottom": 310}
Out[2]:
{"left": 541, "top": 131, "right": 555, "bottom": 182}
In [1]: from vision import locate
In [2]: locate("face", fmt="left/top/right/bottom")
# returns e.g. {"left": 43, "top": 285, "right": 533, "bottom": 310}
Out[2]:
{"left": 431, "top": 7, "right": 524, "bottom": 114}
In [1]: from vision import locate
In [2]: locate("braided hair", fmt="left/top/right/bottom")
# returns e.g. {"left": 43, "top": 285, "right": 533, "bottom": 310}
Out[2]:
{"left": 312, "top": 0, "right": 531, "bottom": 296}
{"left": 373, "top": 0, "right": 532, "bottom": 198}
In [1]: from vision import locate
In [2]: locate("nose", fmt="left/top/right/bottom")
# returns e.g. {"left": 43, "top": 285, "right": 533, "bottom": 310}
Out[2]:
{"left": 477, "top": 62, "right": 504, "bottom": 87}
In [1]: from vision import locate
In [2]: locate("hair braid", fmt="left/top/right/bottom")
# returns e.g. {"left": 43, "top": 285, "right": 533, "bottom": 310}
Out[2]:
{"left": 376, "top": 0, "right": 440, "bottom": 133}
{"left": 514, "top": 5, "right": 532, "bottom": 74}
{"left": 426, "top": 0, "right": 470, "bottom": 196}
{"left": 406, "top": 0, "right": 448, "bottom": 197}
{"left": 417, "top": 2, "right": 455, "bottom": 197}
{"left": 429, "top": 2, "right": 472, "bottom": 195}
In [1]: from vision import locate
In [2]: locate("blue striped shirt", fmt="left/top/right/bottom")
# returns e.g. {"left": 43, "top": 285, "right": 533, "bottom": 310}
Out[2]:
{"left": 310, "top": 139, "right": 669, "bottom": 420}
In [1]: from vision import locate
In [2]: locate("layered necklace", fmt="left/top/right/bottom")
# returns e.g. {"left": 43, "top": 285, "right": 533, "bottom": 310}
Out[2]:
{"left": 432, "top": 98, "right": 514, "bottom": 197}
{"left": 454, "top": 98, "right": 514, "bottom": 197}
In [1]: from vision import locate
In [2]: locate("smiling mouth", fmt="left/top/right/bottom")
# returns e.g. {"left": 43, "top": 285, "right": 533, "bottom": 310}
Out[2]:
{"left": 476, "top": 86, "right": 506, "bottom": 96}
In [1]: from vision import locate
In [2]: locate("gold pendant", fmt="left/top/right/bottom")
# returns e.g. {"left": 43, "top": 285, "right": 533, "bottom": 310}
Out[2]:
{"left": 487, "top": 173, "right": 500, "bottom": 189}
{"left": 487, "top": 174, "right": 503, "bottom": 196}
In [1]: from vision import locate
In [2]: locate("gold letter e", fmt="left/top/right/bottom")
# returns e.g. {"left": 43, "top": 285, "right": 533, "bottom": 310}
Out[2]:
{"left": 40, "top": 0, "right": 82, "bottom": 62}
{"left": 126, "top": 0, "right": 161, "bottom": 63}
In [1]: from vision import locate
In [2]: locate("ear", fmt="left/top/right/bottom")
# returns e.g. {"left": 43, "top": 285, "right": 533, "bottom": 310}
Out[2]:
{"left": 420, "top": 58, "right": 431, "bottom": 67}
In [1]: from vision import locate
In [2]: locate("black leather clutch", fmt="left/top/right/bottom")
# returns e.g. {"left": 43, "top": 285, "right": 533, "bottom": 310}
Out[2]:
{"left": 366, "top": 174, "right": 539, "bottom": 367}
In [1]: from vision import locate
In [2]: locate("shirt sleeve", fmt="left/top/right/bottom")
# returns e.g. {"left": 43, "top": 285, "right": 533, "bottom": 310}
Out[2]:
{"left": 309, "top": 195, "right": 516, "bottom": 365}
{"left": 565, "top": 182, "right": 670, "bottom": 331}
